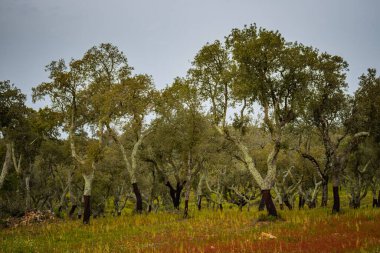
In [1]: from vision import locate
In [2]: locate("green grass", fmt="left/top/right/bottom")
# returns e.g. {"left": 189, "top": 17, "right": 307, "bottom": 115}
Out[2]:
{"left": 1, "top": 206, "right": 380, "bottom": 252}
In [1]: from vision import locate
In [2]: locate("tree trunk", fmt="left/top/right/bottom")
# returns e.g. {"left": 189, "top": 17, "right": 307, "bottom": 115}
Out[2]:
{"left": 298, "top": 194, "right": 305, "bottom": 209}
{"left": 166, "top": 181, "right": 185, "bottom": 209}
{"left": 82, "top": 173, "right": 94, "bottom": 224}
{"left": 197, "top": 195, "right": 202, "bottom": 211}
{"left": 308, "top": 199, "right": 316, "bottom": 209}
{"left": 258, "top": 195, "right": 265, "bottom": 211}
{"left": 321, "top": 180, "right": 328, "bottom": 207}
{"left": 83, "top": 195, "right": 91, "bottom": 224}
{"left": 284, "top": 198, "right": 292, "bottom": 210}
{"left": 69, "top": 205, "right": 77, "bottom": 219}
{"left": 132, "top": 183, "right": 143, "bottom": 213}
{"left": 25, "top": 175, "right": 31, "bottom": 211}
{"left": 183, "top": 200, "right": 189, "bottom": 217}
{"left": 372, "top": 198, "right": 378, "bottom": 208}
{"left": 219, "top": 203, "right": 223, "bottom": 211}
{"left": 261, "top": 190, "right": 277, "bottom": 217}
{"left": 0, "top": 143, "right": 12, "bottom": 189}
{"left": 332, "top": 186, "right": 340, "bottom": 213}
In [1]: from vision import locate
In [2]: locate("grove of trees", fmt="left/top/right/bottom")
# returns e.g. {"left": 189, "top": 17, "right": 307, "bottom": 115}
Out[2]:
{"left": 1, "top": 24, "right": 379, "bottom": 224}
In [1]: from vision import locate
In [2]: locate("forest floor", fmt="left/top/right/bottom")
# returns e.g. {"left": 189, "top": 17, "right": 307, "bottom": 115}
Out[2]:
{"left": 1, "top": 206, "right": 380, "bottom": 252}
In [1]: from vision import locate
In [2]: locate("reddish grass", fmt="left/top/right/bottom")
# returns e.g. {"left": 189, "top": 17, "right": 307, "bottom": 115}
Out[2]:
{"left": 134, "top": 212, "right": 380, "bottom": 253}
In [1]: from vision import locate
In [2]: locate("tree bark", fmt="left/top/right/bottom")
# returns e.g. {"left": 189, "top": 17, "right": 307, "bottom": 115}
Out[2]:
{"left": 261, "top": 190, "right": 277, "bottom": 217}
{"left": 166, "top": 181, "right": 185, "bottom": 209}
{"left": 25, "top": 175, "right": 31, "bottom": 211}
{"left": 132, "top": 183, "right": 143, "bottom": 213}
{"left": 197, "top": 196, "right": 202, "bottom": 211}
{"left": 372, "top": 198, "right": 378, "bottom": 208}
{"left": 184, "top": 200, "right": 189, "bottom": 218}
{"left": 258, "top": 195, "right": 265, "bottom": 211}
{"left": 69, "top": 205, "right": 77, "bottom": 218}
{"left": 298, "top": 194, "right": 305, "bottom": 209}
{"left": 332, "top": 186, "right": 340, "bottom": 213}
{"left": 0, "top": 143, "right": 12, "bottom": 189}
{"left": 321, "top": 180, "right": 328, "bottom": 207}
{"left": 284, "top": 198, "right": 292, "bottom": 210}
{"left": 83, "top": 195, "right": 91, "bottom": 224}
{"left": 82, "top": 173, "right": 94, "bottom": 224}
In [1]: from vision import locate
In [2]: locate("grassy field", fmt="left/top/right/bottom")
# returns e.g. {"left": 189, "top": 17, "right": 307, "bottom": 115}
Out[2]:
{"left": 1, "top": 204, "right": 380, "bottom": 253}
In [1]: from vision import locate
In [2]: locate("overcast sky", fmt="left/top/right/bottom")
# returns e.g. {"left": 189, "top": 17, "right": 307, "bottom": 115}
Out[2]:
{"left": 1, "top": 0, "right": 379, "bottom": 108}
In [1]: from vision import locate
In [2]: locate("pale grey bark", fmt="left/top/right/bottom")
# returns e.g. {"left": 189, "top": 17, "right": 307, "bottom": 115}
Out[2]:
{"left": 11, "top": 143, "right": 22, "bottom": 175}
{"left": 83, "top": 170, "right": 94, "bottom": 196}
{"left": 0, "top": 143, "right": 12, "bottom": 189}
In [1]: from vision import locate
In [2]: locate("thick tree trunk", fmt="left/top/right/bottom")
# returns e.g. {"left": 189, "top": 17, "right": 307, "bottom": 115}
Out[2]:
{"left": 262, "top": 190, "right": 277, "bottom": 217}
{"left": 83, "top": 195, "right": 91, "bottom": 224}
{"left": 0, "top": 143, "right": 12, "bottom": 189}
{"left": 332, "top": 186, "right": 340, "bottom": 213}
{"left": 132, "top": 183, "right": 143, "bottom": 213}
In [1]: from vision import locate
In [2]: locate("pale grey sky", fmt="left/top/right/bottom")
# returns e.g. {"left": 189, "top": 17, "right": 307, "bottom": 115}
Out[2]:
{"left": 1, "top": 0, "right": 379, "bottom": 108}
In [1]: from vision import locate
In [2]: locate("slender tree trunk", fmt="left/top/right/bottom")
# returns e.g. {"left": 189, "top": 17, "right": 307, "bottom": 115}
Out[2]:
{"left": 183, "top": 178, "right": 191, "bottom": 218}
{"left": 298, "top": 194, "right": 305, "bottom": 209}
{"left": 132, "top": 183, "right": 143, "bottom": 213}
{"left": 261, "top": 190, "right": 277, "bottom": 217}
{"left": 321, "top": 180, "right": 328, "bottom": 207}
{"left": 197, "top": 196, "right": 202, "bottom": 211}
{"left": 25, "top": 175, "right": 31, "bottom": 211}
{"left": 69, "top": 205, "right": 77, "bottom": 218}
{"left": 82, "top": 173, "right": 94, "bottom": 224}
{"left": 0, "top": 143, "right": 12, "bottom": 189}
{"left": 284, "top": 198, "right": 292, "bottom": 210}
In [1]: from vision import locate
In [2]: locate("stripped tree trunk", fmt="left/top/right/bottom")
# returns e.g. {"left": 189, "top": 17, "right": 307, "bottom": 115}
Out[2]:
{"left": 332, "top": 175, "right": 340, "bottom": 213}
{"left": 82, "top": 172, "right": 94, "bottom": 224}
